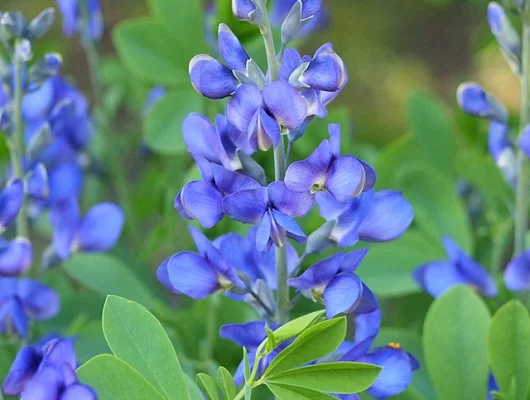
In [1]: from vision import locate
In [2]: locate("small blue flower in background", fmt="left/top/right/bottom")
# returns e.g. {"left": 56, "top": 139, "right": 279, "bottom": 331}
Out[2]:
{"left": 288, "top": 250, "right": 377, "bottom": 318}
{"left": 504, "top": 249, "right": 530, "bottom": 291}
{"left": 285, "top": 124, "right": 372, "bottom": 202}
{"left": 487, "top": 374, "right": 499, "bottom": 400}
{"left": 0, "top": 179, "right": 23, "bottom": 232}
{"left": 2, "top": 335, "right": 96, "bottom": 399}
{"left": 0, "top": 277, "right": 59, "bottom": 337}
{"left": 50, "top": 198, "right": 124, "bottom": 260}
{"left": 224, "top": 181, "right": 315, "bottom": 251}
{"left": 0, "top": 237, "right": 32, "bottom": 276}
{"left": 271, "top": 0, "right": 328, "bottom": 37}
{"left": 488, "top": 2, "right": 521, "bottom": 74}
{"left": 157, "top": 226, "right": 246, "bottom": 300}
{"left": 457, "top": 83, "right": 508, "bottom": 123}
{"left": 413, "top": 237, "right": 497, "bottom": 298}
{"left": 231, "top": 0, "right": 263, "bottom": 25}
{"left": 489, "top": 121, "right": 517, "bottom": 186}
{"left": 56, "top": 0, "right": 104, "bottom": 41}
{"left": 519, "top": 124, "right": 530, "bottom": 159}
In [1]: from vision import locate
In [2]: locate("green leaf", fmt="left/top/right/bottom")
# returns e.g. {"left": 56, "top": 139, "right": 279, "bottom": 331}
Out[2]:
{"left": 144, "top": 89, "right": 203, "bottom": 155}
{"left": 489, "top": 301, "right": 530, "bottom": 400}
{"left": 266, "top": 362, "right": 381, "bottom": 393}
{"left": 423, "top": 286, "right": 490, "bottom": 400}
{"left": 398, "top": 163, "right": 473, "bottom": 252}
{"left": 102, "top": 296, "right": 190, "bottom": 400}
{"left": 407, "top": 91, "right": 456, "bottom": 174}
{"left": 217, "top": 367, "right": 237, "bottom": 400}
{"left": 267, "top": 383, "right": 339, "bottom": 400}
{"left": 63, "top": 253, "right": 156, "bottom": 309}
{"left": 197, "top": 373, "right": 222, "bottom": 400}
{"left": 113, "top": 18, "right": 190, "bottom": 86}
{"left": 270, "top": 311, "right": 325, "bottom": 346}
{"left": 356, "top": 230, "right": 444, "bottom": 298}
{"left": 374, "top": 134, "right": 421, "bottom": 189}
{"left": 187, "top": 375, "right": 206, "bottom": 400}
{"left": 265, "top": 318, "right": 347, "bottom": 377}
{"left": 76, "top": 354, "right": 165, "bottom": 400}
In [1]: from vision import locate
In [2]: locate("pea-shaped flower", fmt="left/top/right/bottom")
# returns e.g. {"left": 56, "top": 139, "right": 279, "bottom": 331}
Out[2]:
{"left": 56, "top": 0, "right": 103, "bottom": 41}
{"left": 0, "top": 179, "right": 23, "bottom": 232}
{"left": 504, "top": 249, "right": 530, "bottom": 291}
{"left": 457, "top": 83, "right": 507, "bottom": 122}
{"left": 0, "top": 238, "right": 32, "bottom": 276}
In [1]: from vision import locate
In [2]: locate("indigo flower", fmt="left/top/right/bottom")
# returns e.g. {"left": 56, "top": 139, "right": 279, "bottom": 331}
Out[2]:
{"left": 489, "top": 122, "right": 517, "bottom": 186}
{"left": 413, "top": 237, "right": 497, "bottom": 298}
{"left": 56, "top": 0, "right": 104, "bottom": 41}
{"left": 223, "top": 181, "right": 315, "bottom": 251}
{"left": 227, "top": 82, "right": 308, "bottom": 151}
{"left": 488, "top": 2, "right": 521, "bottom": 74}
{"left": 271, "top": 0, "right": 328, "bottom": 36}
{"left": 157, "top": 226, "right": 246, "bottom": 299}
{"left": 315, "top": 189, "right": 413, "bottom": 249}
{"left": 0, "top": 237, "right": 32, "bottom": 276}
{"left": 0, "top": 277, "right": 59, "bottom": 337}
{"left": 504, "top": 249, "right": 530, "bottom": 291}
{"left": 285, "top": 124, "right": 372, "bottom": 202}
{"left": 2, "top": 335, "right": 96, "bottom": 399}
{"left": 288, "top": 250, "right": 377, "bottom": 318}
{"left": 0, "top": 179, "right": 23, "bottom": 232}
{"left": 457, "top": 83, "right": 507, "bottom": 123}
{"left": 50, "top": 198, "right": 124, "bottom": 260}
{"left": 487, "top": 374, "right": 499, "bottom": 400}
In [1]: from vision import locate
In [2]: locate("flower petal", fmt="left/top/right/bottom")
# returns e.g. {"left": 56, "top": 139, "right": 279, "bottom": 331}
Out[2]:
{"left": 77, "top": 203, "right": 124, "bottom": 253}
{"left": 2, "top": 345, "right": 42, "bottom": 395}
{"left": 20, "top": 366, "right": 62, "bottom": 400}
{"left": 189, "top": 55, "right": 238, "bottom": 99}
{"left": 505, "top": 250, "right": 530, "bottom": 291}
{"left": 271, "top": 209, "right": 306, "bottom": 245}
{"left": 323, "top": 274, "right": 362, "bottom": 318}
{"left": 284, "top": 140, "right": 332, "bottom": 193}
{"left": 262, "top": 81, "right": 308, "bottom": 129}
{"left": 288, "top": 252, "right": 342, "bottom": 289}
{"left": 218, "top": 23, "right": 250, "bottom": 73}
{"left": 279, "top": 48, "right": 303, "bottom": 81}
{"left": 227, "top": 84, "right": 263, "bottom": 133}
{"left": 0, "top": 238, "right": 32, "bottom": 276}
{"left": 354, "top": 282, "right": 379, "bottom": 314}
{"left": 167, "top": 252, "right": 219, "bottom": 299}
{"left": 339, "top": 248, "right": 369, "bottom": 273}
{"left": 457, "top": 82, "right": 507, "bottom": 122}
{"left": 50, "top": 198, "right": 80, "bottom": 260}
{"left": 223, "top": 187, "right": 268, "bottom": 224}
{"left": 17, "top": 279, "right": 60, "bottom": 321}
{"left": 316, "top": 191, "right": 349, "bottom": 220}
{"left": 179, "top": 180, "right": 224, "bottom": 228}
{"left": 256, "top": 211, "right": 273, "bottom": 252}
{"left": 520, "top": 125, "right": 530, "bottom": 159}
{"left": 413, "top": 261, "right": 466, "bottom": 298}
{"left": 156, "top": 257, "right": 176, "bottom": 293}
{"left": 48, "top": 163, "right": 84, "bottom": 202}
{"left": 0, "top": 179, "right": 23, "bottom": 231}
{"left": 300, "top": 43, "right": 345, "bottom": 92}
{"left": 220, "top": 320, "right": 267, "bottom": 349}
{"left": 325, "top": 156, "right": 365, "bottom": 202}
{"left": 248, "top": 108, "right": 281, "bottom": 151}
{"left": 61, "top": 384, "right": 97, "bottom": 400}
{"left": 268, "top": 181, "right": 315, "bottom": 217}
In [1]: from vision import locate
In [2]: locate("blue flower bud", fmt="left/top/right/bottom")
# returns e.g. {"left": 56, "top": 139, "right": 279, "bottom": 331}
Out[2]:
{"left": 457, "top": 82, "right": 508, "bottom": 122}
{"left": 232, "top": 0, "right": 263, "bottom": 26}
{"left": 488, "top": 2, "right": 521, "bottom": 74}
{"left": 26, "top": 8, "right": 55, "bottom": 40}
{"left": 281, "top": 0, "right": 323, "bottom": 45}
{"left": 0, "top": 179, "right": 23, "bottom": 232}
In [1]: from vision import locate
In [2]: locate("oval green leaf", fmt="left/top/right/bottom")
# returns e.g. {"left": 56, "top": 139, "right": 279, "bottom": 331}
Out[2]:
{"left": 102, "top": 296, "right": 190, "bottom": 400}
{"left": 267, "top": 383, "right": 339, "bottom": 400}
{"left": 270, "top": 311, "right": 325, "bottom": 345}
{"left": 217, "top": 367, "right": 237, "bottom": 400}
{"left": 197, "top": 373, "right": 221, "bottom": 400}
{"left": 423, "top": 286, "right": 490, "bottom": 400}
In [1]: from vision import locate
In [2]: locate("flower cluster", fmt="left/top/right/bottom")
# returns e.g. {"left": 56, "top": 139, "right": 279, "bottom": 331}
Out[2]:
{"left": 159, "top": 0, "right": 417, "bottom": 397}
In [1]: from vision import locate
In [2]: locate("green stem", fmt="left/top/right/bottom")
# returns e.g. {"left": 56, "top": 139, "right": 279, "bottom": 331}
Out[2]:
{"left": 11, "top": 51, "right": 29, "bottom": 241}
{"left": 515, "top": 22, "right": 530, "bottom": 256}
{"left": 204, "top": 295, "right": 219, "bottom": 363}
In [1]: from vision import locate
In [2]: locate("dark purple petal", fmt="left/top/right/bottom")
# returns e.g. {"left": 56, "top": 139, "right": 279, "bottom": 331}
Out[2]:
{"left": 272, "top": 210, "right": 307, "bottom": 245}
{"left": 0, "top": 179, "right": 23, "bottom": 231}
{"left": 77, "top": 203, "right": 124, "bottom": 253}
{"left": 211, "top": 163, "right": 261, "bottom": 195}
{"left": 42, "top": 338, "right": 76, "bottom": 370}
{"left": 166, "top": 252, "right": 219, "bottom": 299}
{"left": 227, "top": 85, "right": 263, "bottom": 133}
{"left": 0, "top": 238, "right": 32, "bottom": 276}
{"left": 300, "top": 43, "right": 345, "bottom": 92}
{"left": 248, "top": 108, "right": 281, "bottom": 151}
{"left": 284, "top": 140, "right": 332, "bottom": 193}
{"left": 279, "top": 49, "right": 303, "bottom": 81}
{"left": 505, "top": 250, "right": 530, "bottom": 291}
{"left": 17, "top": 279, "right": 60, "bottom": 321}
{"left": 27, "top": 164, "right": 49, "bottom": 200}
{"left": 413, "top": 261, "right": 466, "bottom": 298}
{"left": 354, "top": 283, "right": 379, "bottom": 314}
{"left": 20, "top": 366, "right": 62, "bottom": 400}
{"left": 358, "top": 191, "right": 413, "bottom": 242}
{"left": 182, "top": 113, "right": 231, "bottom": 168}
{"left": 179, "top": 180, "right": 223, "bottom": 229}
{"left": 339, "top": 249, "right": 369, "bottom": 273}
{"left": 268, "top": 181, "right": 315, "bottom": 217}
{"left": 220, "top": 320, "right": 267, "bottom": 349}
{"left": 48, "top": 163, "right": 84, "bottom": 202}
{"left": 288, "top": 252, "right": 342, "bottom": 289}
{"left": 218, "top": 23, "right": 250, "bottom": 73}
{"left": 50, "top": 198, "right": 80, "bottom": 260}
{"left": 323, "top": 274, "right": 362, "bottom": 318}
{"left": 223, "top": 187, "right": 268, "bottom": 224}
{"left": 2, "top": 345, "right": 42, "bottom": 395}
{"left": 358, "top": 347, "right": 414, "bottom": 399}
{"left": 262, "top": 81, "right": 308, "bottom": 130}
{"left": 325, "top": 156, "right": 365, "bottom": 202}
{"left": 189, "top": 55, "right": 238, "bottom": 99}
{"left": 61, "top": 384, "right": 97, "bottom": 400}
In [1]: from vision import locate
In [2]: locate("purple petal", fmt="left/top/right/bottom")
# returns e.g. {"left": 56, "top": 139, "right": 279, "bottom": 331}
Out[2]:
{"left": 182, "top": 113, "right": 231, "bottom": 168}
{"left": 248, "top": 108, "right": 281, "bottom": 151}
{"left": 520, "top": 125, "right": 530, "bottom": 159}
{"left": 56, "top": 0, "right": 78, "bottom": 36}
{"left": 272, "top": 210, "right": 307, "bottom": 245}
{"left": 288, "top": 252, "right": 342, "bottom": 289}
{"left": 358, "top": 190, "right": 413, "bottom": 242}
{"left": 22, "top": 79, "right": 54, "bottom": 121}
{"left": 218, "top": 23, "right": 249, "bottom": 73}
{"left": 0, "top": 238, "right": 32, "bottom": 276}
{"left": 189, "top": 55, "right": 238, "bottom": 99}
{"left": 2, "top": 345, "right": 42, "bottom": 395}
{"left": 262, "top": 81, "right": 308, "bottom": 129}
{"left": 300, "top": 43, "right": 346, "bottom": 92}
{"left": 48, "top": 163, "right": 84, "bottom": 202}
{"left": 315, "top": 191, "right": 349, "bottom": 220}
{"left": 284, "top": 140, "right": 332, "bottom": 193}
{"left": 505, "top": 250, "right": 530, "bottom": 291}
{"left": 268, "top": 181, "right": 315, "bottom": 217}
{"left": 413, "top": 261, "right": 466, "bottom": 298}
{"left": 328, "top": 123, "right": 341, "bottom": 157}
{"left": 323, "top": 274, "right": 362, "bottom": 318}
{"left": 156, "top": 257, "right": 176, "bottom": 293}
{"left": 50, "top": 198, "right": 80, "bottom": 260}
{"left": 232, "top": 0, "right": 257, "bottom": 21}
{"left": 227, "top": 85, "right": 263, "bottom": 133}
{"left": 211, "top": 163, "right": 261, "bottom": 195}
{"left": 166, "top": 252, "right": 220, "bottom": 299}
{"left": 301, "top": 0, "right": 322, "bottom": 19}
{"left": 61, "top": 384, "right": 97, "bottom": 400}
{"left": 302, "top": 89, "right": 327, "bottom": 118}
{"left": 330, "top": 191, "right": 375, "bottom": 247}
{"left": 179, "top": 180, "right": 223, "bottom": 228}
{"left": 42, "top": 338, "right": 77, "bottom": 370}
{"left": 457, "top": 82, "right": 507, "bottom": 122}
{"left": 279, "top": 49, "right": 303, "bottom": 81}
{"left": 0, "top": 179, "right": 23, "bottom": 231}
{"left": 20, "top": 366, "right": 62, "bottom": 400}
{"left": 358, "top": 347, "right": 414, "bottom": 399}
{"left": 352, "top": 309, "right": 381, "bottom": 355}
{"left": 325, "top": 156, "right": 365, "bottom": 202}
{"left": 256, "top": 212, "right": 273, "bottom": 252}
{"left": 216, "top": 233, "right": 249, "bottom": 274}
{"left": 77, "top": 203, "right": 124, "bottom": 253}
{"left": 174, "top": 190, "right": 194, "bottom": 221}
{"left": 27, "top": 164, "right": 49, "bottom": 200}
{"left": 354, "top": 283, "right": 379, "bottom": 314}
{"left": 339, "top": 249, "right": 369, "bottom": 273}
{"left": 17, "top": 279, "right": 60, "bottom": 321}
{"left": 220, "top": 320, "right": 267, "bottom": 349}
{"left": 223, "top": 187, "right": 268, "bottom": 224}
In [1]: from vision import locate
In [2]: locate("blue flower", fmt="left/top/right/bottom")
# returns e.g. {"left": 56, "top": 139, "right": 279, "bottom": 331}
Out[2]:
{"left": 227, "top": 82, "right": 308, "bottom": 151}
{"left": 413, "top": 237, "right": 497, "bottom": 298}
{"left": 50, "top": 198, "right": 124, "bottom": 260}
{"left": 488, "top": 2, "right": 521, "bottom": 74}
{"left": 457, "top": 83, "right": 507, "bottom": 123}
{"left": 489, "top": 122, "right": 517, "bottom": 186}
{"left": 223, "top": 181, "right": 315, "bottom": 251}
{"left": 276, "top": 0, "right": 323, "bottom": 44}
{"left": 231, "top": 0, "right": 263, "bottom": 25}
{"left": 504, "top": 249, "right": 530, "bottom": 291}
{"left": 0, "top": 278, "right": 59, "bottom": 337}
{"left": 56, "top": 0, "right": 104, "bottom": 41}
{"left": 0, "top": 179, "right": 23, "bottom": 232}
{"left": 0, "top": 237, "right": 32, "bottom": 276}
{"left": 271, "top": 0, "right": 328, "bottom": 36}
{"left": 288, "top": 250, "right": 377, "bottom": 318}
{"left": 316, "top": 189, "right": 413, "bottom": 248}
{"left": 285, "top": 124, "right": 372, "bottom": 202}
{"left": 2, "top": 335, "right": 96, "bottom": 399}
{"left": 487, "top": 373, "right": 499, "bottom": 400}
{"left": 157, "top": 226, "right": 246, "bottom": 299}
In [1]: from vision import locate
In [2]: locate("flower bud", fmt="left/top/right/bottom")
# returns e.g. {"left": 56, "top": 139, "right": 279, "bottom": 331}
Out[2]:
{"left": 26, "top": 8, "right": 55, "bottom": 40}
{"left": 281, "top": 0, "right": 323, "bottom": 45}
{"left": 488, "top": 2, "right": 521, "bottom": 74}
{"left": 0, "top": 12, "right": 26, "bottom": 42}
{"left": 231, "top": 0, "right": 263, "bottom": 26}
{"left": 457, "top": 82, "right": 508, "bottom": 122}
